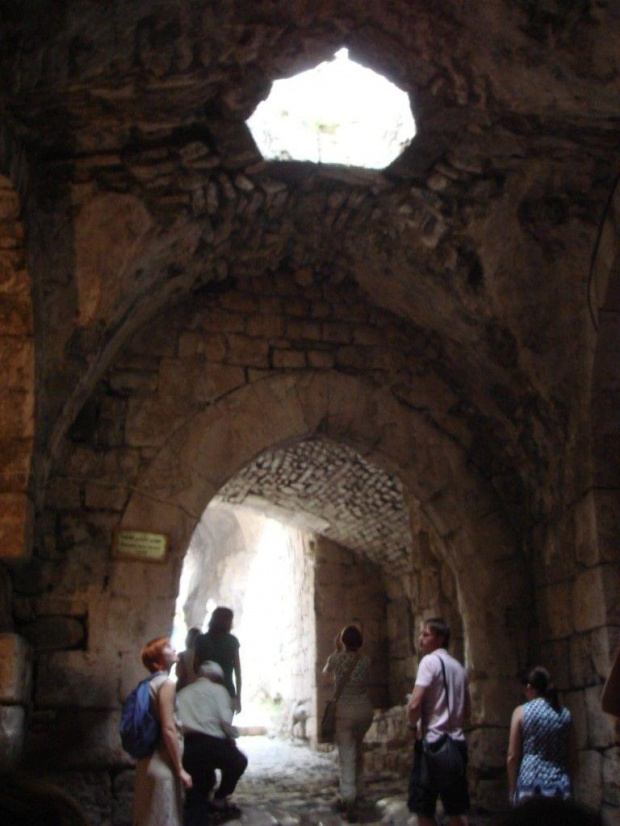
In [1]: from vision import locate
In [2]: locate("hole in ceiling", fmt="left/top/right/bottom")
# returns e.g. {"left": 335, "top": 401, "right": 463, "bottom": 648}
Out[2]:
{"left": 247, "top": 48, "right": 416, "bottom": 170}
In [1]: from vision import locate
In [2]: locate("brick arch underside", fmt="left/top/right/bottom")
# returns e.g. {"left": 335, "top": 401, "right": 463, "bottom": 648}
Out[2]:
{"left": 119, "top": 371, "right": 527, "bottom": 725}
{"left": 0, "top": 173, "right": 34, "bottom": 562}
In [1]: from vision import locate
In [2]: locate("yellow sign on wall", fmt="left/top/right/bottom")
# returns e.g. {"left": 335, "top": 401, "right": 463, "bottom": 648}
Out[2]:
{"left": 112, "top": 529, "right": 169, "bottom": 563}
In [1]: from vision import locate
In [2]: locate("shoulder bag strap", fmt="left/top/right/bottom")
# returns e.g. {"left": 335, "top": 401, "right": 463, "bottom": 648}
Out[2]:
{"left": 436, "top": 654, "right": 451, "bottom": 718}
{"left": 333, "top": 653, "right": 361, "bottom": 702}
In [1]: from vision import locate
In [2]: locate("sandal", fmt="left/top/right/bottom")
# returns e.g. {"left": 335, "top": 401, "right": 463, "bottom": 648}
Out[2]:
{"left": 211, "top": 808, "right": 241, "bottom": 824}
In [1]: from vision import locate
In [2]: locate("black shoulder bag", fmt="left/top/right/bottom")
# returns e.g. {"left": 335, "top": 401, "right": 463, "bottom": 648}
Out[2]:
{"left": 421, "top": 655, "right": 466, "bottom": 791}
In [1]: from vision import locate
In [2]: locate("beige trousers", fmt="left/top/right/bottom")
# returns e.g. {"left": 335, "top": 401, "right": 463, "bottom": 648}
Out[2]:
{"left": 335, "top": 698, "right": 374, "bottom": 803}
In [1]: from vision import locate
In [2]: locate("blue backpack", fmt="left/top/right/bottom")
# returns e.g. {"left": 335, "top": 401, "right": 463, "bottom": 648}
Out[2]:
{"left": 119, "top": 675, "right": 160, "bottom": 759}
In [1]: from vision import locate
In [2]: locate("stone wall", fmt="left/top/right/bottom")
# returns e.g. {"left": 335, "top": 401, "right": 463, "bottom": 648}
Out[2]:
{"left": 315, "top": 537, "right": 389, "bottom": 714}
{"left": 364, "top": 705, "right": 412, "bottom": 778}
{"left": 314, "top": 536, "right": 389, "bottom": 734}
{"left": 0, "top": 176, "right": 34, "bottom": 564}
{"left": 530, "top": 186, "right": 620, "bottom": 822}
{"left": 0, "top": 172, "right": 35, "bottom": 763}
{"left": 387, "top": 525, "right": 465, "bottom": 706}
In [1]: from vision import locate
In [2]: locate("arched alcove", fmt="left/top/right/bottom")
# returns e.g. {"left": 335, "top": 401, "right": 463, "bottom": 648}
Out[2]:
{"left": 108, "top": 371, "right": 527, "bottom": 803}
{"left": 171, "top": 434, "right": 466, "bottom": 743}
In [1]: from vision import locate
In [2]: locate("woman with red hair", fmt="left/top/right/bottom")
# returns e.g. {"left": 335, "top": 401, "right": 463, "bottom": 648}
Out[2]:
{"left": 133, "top": 637, "right": 192, "bottom": 826}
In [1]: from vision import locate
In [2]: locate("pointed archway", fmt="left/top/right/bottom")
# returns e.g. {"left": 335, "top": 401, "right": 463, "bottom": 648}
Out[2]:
{"left": 115, "top": 370, "right": 527, "bottom": 793}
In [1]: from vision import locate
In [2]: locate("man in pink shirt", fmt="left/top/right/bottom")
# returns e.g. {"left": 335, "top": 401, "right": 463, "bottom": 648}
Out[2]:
{"left": 407, "top": 617, "right": 470, "bottom": 826}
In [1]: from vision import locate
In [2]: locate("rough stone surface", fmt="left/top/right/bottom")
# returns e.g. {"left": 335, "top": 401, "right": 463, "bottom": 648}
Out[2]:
{"left": 575, "top": 749, "right": 604, "bottom": 811}
{"left": 36, "top": 651, "right": 121, "bottom": 708}
{"left": 0, "top": 632, "right": 31, "bottom": 703}
{"left": 20, "top": 616, "right": 85, "bottom": 652}
{"left": 42, "top": 771, "right": 114, "bottom": 826}
{"left": 315, "top": 537, "right": 389, "bottom": 726}
{"left": 0, "top": 177, "right": 34, "bottom": 563}
{"left": 24, "top": 709, "right": 126, "bottom": 771}
{"left": 0, "top": 493, "right": 34, "bottom": 562}
{"left": 0, "top": 565, "right": 12, "bottom": 631}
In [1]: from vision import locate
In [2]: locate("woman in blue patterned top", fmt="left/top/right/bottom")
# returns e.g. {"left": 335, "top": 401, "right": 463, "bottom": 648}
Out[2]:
{"left": 507, "top": 666, "right": 576, "bottom": 806}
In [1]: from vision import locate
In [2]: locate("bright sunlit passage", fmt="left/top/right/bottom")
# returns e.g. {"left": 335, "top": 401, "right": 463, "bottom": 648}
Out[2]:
{"left": 171, "top": 503, "right": 316, "bottom": 734}
{"left": 234, "top": 518, "right": 310, "bottom": 728}
{"left": 247, "top": 48, "right": 416, "bottom": 169}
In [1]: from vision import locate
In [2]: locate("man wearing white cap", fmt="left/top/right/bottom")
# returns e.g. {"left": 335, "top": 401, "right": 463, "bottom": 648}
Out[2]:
{"left": 177, "top": 661, "right": 248, "bottom": 822}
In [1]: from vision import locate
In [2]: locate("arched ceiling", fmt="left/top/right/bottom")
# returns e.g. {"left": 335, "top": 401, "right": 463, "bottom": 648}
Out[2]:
{"left": 215, "top": 437, "right": 413, "bottom": 569}
{"left": 3, "top": 1, "right": 619, "bottom": 154}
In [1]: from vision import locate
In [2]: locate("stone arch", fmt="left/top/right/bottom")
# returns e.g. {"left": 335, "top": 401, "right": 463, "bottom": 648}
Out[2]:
{"left": 118, "top": 371, "right": 527, "bottom": 745}
{"left": 43, "top": 10, "right": 471, "bottom": 466}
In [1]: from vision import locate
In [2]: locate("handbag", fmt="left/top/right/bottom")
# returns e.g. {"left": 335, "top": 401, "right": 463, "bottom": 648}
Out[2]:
{"left": 421, "top": 656, "right": 466, "bottom": 791}
{"left": 321, "top": 699, "right": 338, "bottom": 742}
{"left": 320, "top": 652, "right": 361, "bottom": 743}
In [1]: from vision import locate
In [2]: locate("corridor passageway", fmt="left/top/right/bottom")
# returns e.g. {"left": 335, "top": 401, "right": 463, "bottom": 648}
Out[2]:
{"left": 227, "top": 736, "right": 409, "bottom": 826}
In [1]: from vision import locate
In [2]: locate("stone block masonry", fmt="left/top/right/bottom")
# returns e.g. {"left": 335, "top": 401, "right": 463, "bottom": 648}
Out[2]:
{"left": 0, "top": 176, "right": 34, "bottom": 565}
{"left": 314, "top": 537, "right": 389, "bottom": 734}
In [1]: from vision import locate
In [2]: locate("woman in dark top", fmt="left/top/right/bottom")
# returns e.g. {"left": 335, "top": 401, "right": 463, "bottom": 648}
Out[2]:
{"left": 176, "top": 626, "right": 201, "bottom": 691}
{"left": 193, "top": 607, "right": 242, "bottom": 712}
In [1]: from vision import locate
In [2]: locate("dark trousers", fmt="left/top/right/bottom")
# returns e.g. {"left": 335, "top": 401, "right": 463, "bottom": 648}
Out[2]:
{"left": 408, "top": 738, "right": 470, "bottom": 818}
{"left": 183, "top": 733, "right": 248, "bottom": 807}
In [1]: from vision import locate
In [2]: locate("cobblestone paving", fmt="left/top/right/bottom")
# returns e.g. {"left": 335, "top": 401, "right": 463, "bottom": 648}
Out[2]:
{"left": 230, "top": 737, "right": 415, "bottom": 826}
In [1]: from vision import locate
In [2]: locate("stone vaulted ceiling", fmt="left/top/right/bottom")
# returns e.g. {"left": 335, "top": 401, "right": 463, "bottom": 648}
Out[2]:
{"left": 1, "top": 0, "right": 619, "bottom": 527}
{"left": 216, "top": 437, "right": 412, "bottom": 570}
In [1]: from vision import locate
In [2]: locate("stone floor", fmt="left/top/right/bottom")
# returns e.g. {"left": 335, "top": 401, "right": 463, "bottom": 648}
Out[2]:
{"left": 229, "top": 737, "right": 426, "bottom": 826}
